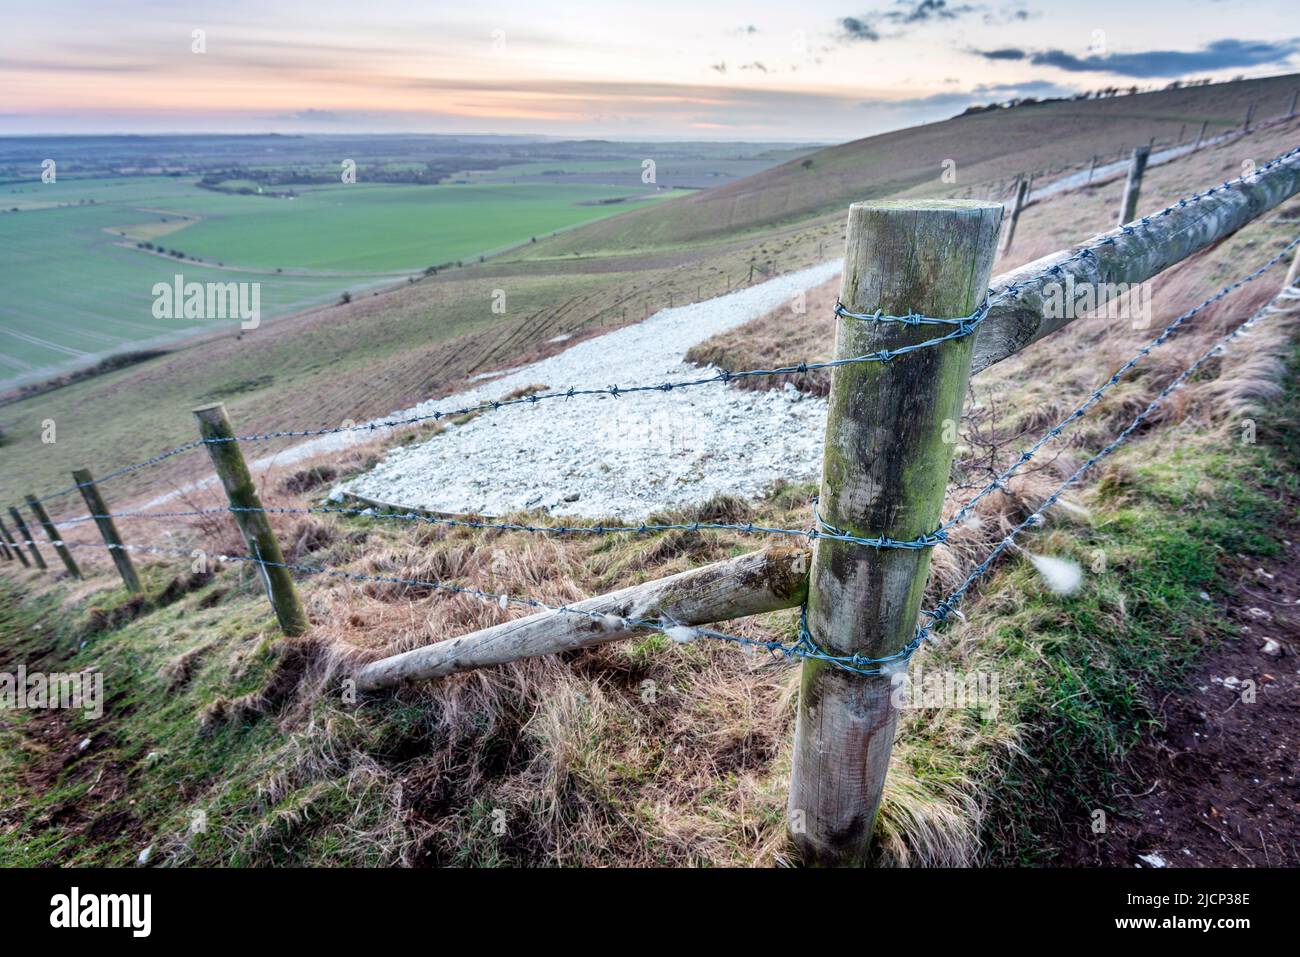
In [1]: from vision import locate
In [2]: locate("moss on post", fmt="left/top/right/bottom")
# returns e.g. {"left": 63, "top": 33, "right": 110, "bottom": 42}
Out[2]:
{"left": 0, "top": 516, "right": 25, "bottom": 566}
{"left": 1118, "top": 146, "right": 1150, "bottom": 225}
{"left": 999, "top": 175, "right": 1028, "bottom": 253}
{"left": 8, "top": 507, "right": 46, "bottom": 570}
{"left": 788, "top": 200, "right": 1002, "bottom": 867}
{"left": 193, "top": 403, "right": 308, "bottom": 636}
{"left": 73, "top": 469, "right": 141, "bottom": 592}
{"left": 25, "top": 495, "right": 80, "bottom": 578}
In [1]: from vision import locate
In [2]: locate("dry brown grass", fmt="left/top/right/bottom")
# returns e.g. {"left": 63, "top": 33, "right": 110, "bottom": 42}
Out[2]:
{"left": 29, "top": 117, "right": 1300, "bottom": 869}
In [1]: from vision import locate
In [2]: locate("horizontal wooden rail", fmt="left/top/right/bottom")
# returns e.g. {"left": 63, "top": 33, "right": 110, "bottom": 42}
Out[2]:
{"left": 355, "top": 545, "right": 809, "bottom": 691}
{"left": 971, "top": 150, "right": 1300, "bottom": 374}
{"left": 341, "top": 152, "right": 1300, "bottom": 695}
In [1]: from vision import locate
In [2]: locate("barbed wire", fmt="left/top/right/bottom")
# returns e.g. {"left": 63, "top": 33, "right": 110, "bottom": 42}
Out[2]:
{"left": 14, "top": 265, "right": 1295, "bottom": 677}
{"left": 25, "top": 440, "right": 206, "bottom": 509}
{"left": 26, "top": 537, "right": 799, "bottom": 662}
{"left": 16, "top": 144, "right": 1298, "bottom": 517}
{"left": 904, "top": 275, "right": 1296, "bottom": 670}
{"left": 8, "top": 147, "right": 1300, "bottom": 680}
{"left": 936, "top": 232, "right": 1300, "bottom": 536}
{"left": 44, "top": 231, "right": 1300, "bottom": 559}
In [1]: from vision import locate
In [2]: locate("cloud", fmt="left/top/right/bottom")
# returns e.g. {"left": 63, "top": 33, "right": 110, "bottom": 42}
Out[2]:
{"left": 884, "top": 0, "right": 979, "bottom": 24}
{"left": 874, "top": 91, "right": 982, "bottom": 109}
{"left": 836, "top": 1, "right": 986, "bottom": 44}
{"left": 983, "top": 4, "right": 1035, "bottom": 25}
{"left": 877, "top": 78, "right": 1074, "bottom": 111}
{"left": 979, "top": 47, "right": 1026, "bottom": 60}
{"left": 838, "top": 17, "right": 881, "bottom": 42}
{"left": 973, "top": 79, "right": 1074, "bottom": 94}
{"left": 976, "top": 38, "right": 1300, "bottom": 77}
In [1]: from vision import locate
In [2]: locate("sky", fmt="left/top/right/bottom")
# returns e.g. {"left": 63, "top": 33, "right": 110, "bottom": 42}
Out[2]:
{"left": 1, "top": 0, "right": 1297, "bottom": 141}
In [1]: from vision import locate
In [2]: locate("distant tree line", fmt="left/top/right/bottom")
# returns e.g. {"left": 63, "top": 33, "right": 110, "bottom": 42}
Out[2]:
{"left": 961, "top": 76, "right": 1226, "bottom": 116}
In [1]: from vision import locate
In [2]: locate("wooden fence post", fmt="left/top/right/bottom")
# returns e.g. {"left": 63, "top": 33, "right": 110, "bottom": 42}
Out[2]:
{"left": 193, "top": 403, "right": 309, "bottom": 636}
{"left": 1118, "top": 146, "right": 1150, "bottom": 225}
{"left": 1195, "top": 120, "right": 1208, "bottom": 149}
{"left": 0, "top": 516, "right": 29, "bottom": 568}
{"left": 8, "top": 507, "right": 46, "bottom": 570}
{"left": 25, "top": 495, "right": 80, "bottom": 578}
{"left": 1244, "top": 102, "right": 1256, "bottom": 133}
{"left": 73, "top": 469, "right": 141, "bottom": 592}
{"left": 1289, "top": 89, "right": 1299, "bottom": 119}
{"left": 1087, "top": 155, "right": 1097, "bottom": 183}
{"left": 788, "top": 199, "right": 1002, "bottom": 867}
{"left": 999, "top": 175, "right": 1028, "bottom": 253}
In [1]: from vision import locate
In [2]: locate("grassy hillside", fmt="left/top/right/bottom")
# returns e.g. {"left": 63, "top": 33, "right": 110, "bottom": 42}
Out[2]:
{"left": 2, "top": 73, "right": 1297, "bottom": 524}
{"left": 527, "top": 73, "right": 1300, "bottom": 256}
{"left": 1, "top": 203, "right": 1295, "bottom": 865}
{"left": 687, "top": 115, "right": 1300, "bottom": 395}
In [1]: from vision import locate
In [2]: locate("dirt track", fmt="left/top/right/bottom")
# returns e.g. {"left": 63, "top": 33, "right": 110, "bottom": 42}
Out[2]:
{"left": 1060, "top": 522, "right": 1300, "bottom": 867}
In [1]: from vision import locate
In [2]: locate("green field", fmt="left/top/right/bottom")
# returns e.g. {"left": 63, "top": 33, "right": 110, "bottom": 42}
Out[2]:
{"left": 164, "top": 181, "right": 669, "bottom": 271}
{"left": 0, "top": 175, "right": 675, "bottom": 387}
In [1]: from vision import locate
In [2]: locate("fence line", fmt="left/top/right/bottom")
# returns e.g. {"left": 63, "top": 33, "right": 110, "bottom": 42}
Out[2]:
{"left": 17, "top": 252, "right": 1298, "bottom": 670}
{"left": 16, "top": 143, "right": 1299, "bottom": 523}
{"left": 40, "top": 232, "right": 1300, "bottom": 557}
{"left": 6, "top": 134, "right": 1300, "bottom": 868}
{"left": 921, "top": 277, "right": 1300, "bottom": 640}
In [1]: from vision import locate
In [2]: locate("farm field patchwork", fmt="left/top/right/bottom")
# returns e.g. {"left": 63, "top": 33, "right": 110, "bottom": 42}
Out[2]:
{"left": 0, "top": 174, "right": 678, "bottom": 387}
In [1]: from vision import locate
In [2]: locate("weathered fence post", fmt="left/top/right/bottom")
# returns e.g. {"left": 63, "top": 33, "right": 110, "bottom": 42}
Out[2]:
{"left": 1244, "top": 102, "right": 1256, "bottom": 133}
{"left": 193, "top": 402, "right": 309, "bottom": 636}
{"left": 1289, "top": 89, "right": 1299, "bottom": 119}
{"left": 25, "top": 495, "right": 80, "bottom": 578}
{"left": 8, "top": 507, "right": 46, "bottom": 570}
{"left": 0, "top": 516, "right": 29, "bottom": 568}
{"left": 1195, "top": 120, "right": 1208, "bottom": 149}
{"left": 788, "top": 199, "right": 1002, "bottom": 867}
{"left": 1118, "top": 146, "right": 1150, "bottom": 225}
{"left": 1087, "top": 155, "right": 1098, "bottom": 183}
{"left": 999, "top": 175, "right": 1028, "bottom": 253}
{"left": 73, "top": 469, "right": 141, "bottom": 592}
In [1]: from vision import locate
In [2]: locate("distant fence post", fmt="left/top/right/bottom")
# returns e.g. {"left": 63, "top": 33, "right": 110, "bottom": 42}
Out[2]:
{"left": 192, "top": 402, "right": 309, "bottom": 636}
{"left": 8, "top": 507, "right": 46, "bottom": 570}
{"left": 0, "top": 516, "right": 30, "bottom": 568}
{"left": 25, "top": 495, "right": 80, "bottom": 579}
{"left": 999, "top": 175, "right": 1028, "bottom": 253}
{"left": 73, "top": 469, "right": 142, "bottom": 592}
{"left": 788, "top": 198, "right": 1002, "bottom": 866}
{"left": 1195, "top": 120, "right": 1208, "bottom": 150}
{"left": 1087, "top": 155, "right": 1098, "bottom": 183}
{"left": 1244, "top": 102, "right": 1256, "bottom": 133}
{"left": 1289, "top": 89, "right": 1298, "bottom": 119}
{"left": 1118, "top": 146, "right": 1150, "bottom": 225}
